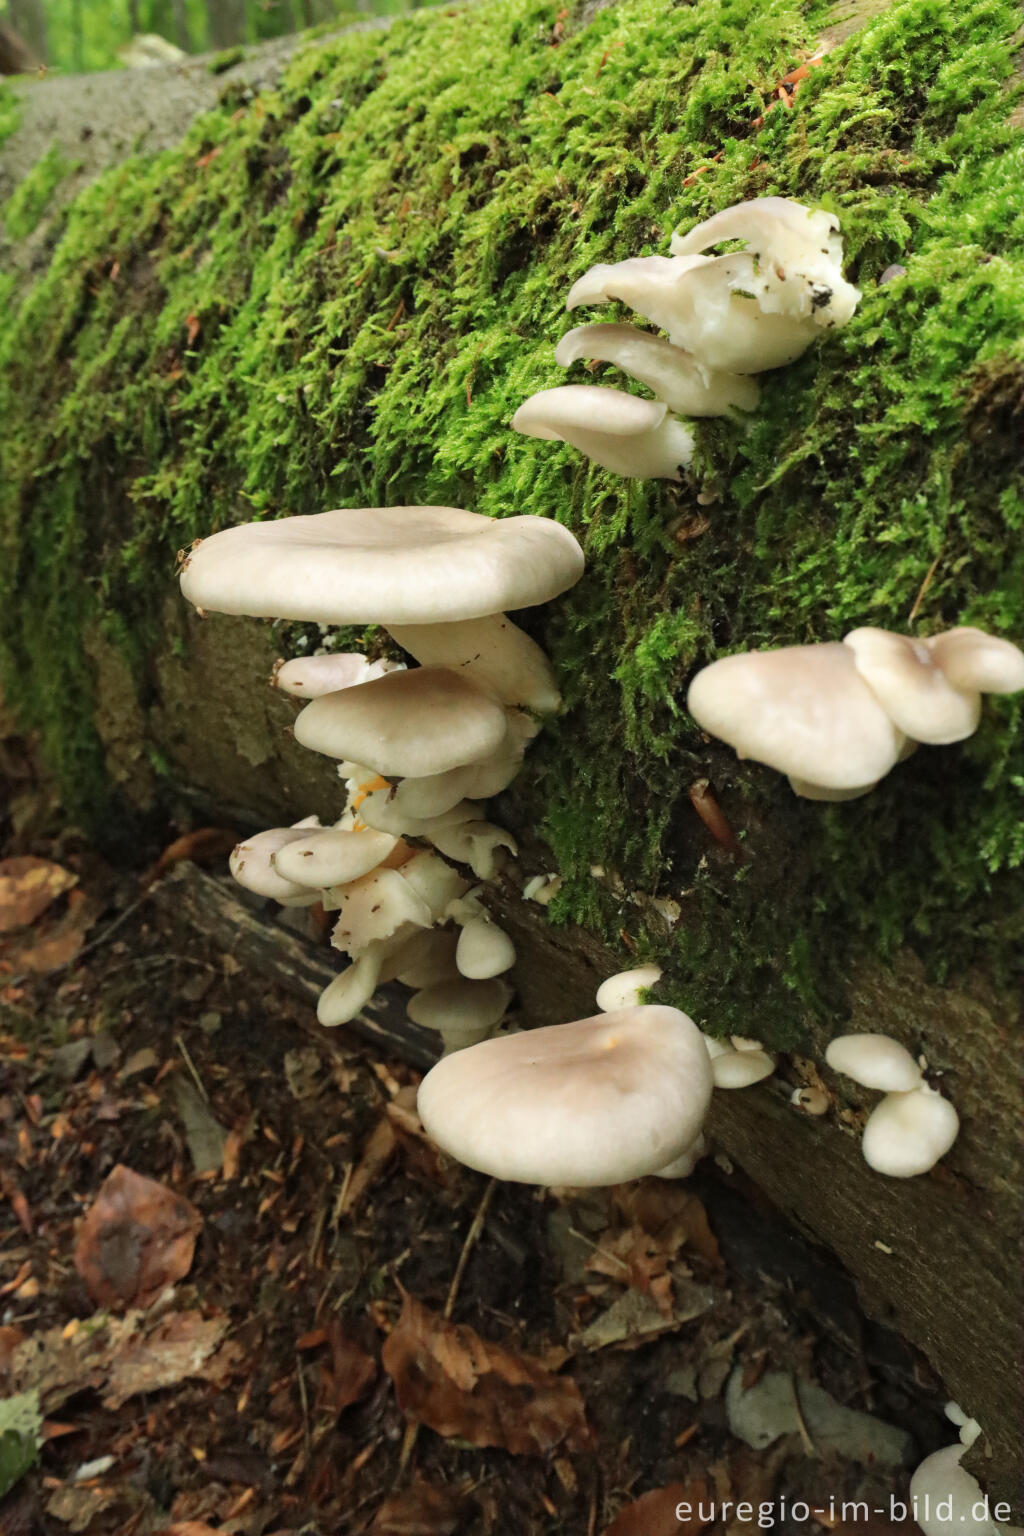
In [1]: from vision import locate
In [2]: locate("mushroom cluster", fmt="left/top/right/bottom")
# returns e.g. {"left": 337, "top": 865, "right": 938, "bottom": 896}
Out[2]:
{"left": 910, "top": 1406, "right": 1019, "bottom": 1536}
{"left": 511, "top": 197, "right": 861, "bottom": 480}
{"left": 687, "top": 625, "right": 1024, "bottom": 799}
{"left": 179, "top": 505, "right": 584, "bottom": 1045}
{"left": 825, "top": 1032, "right": 959, "bottom": 1177}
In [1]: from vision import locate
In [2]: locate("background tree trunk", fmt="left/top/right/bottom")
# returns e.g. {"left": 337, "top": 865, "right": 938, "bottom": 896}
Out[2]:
{"left": 1, "top": 0, "right": 1021, "bottom": 1508}
{"left": 6, "top": 0, "right": 47, "bottom": 62}
{"left": 0, "top": 19, "right": 37, "bottom": 71}
{"left": 206, "top": 0, "right": 247, "bottom": 47}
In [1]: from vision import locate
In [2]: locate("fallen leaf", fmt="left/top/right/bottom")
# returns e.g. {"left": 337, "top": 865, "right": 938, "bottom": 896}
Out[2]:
{"left": 340, "top": 1114, "right": 397, "bottom": 1215}
{"left": 155, "top": 1526, "right": 222, "bottom": 1535}
{"left": 146, "top": 827, "right": 238, "bottom": 885}
{"left": 372, "top": 1480, "right": 469, "bottom": 1534}
{"left": 103, "top": 1311, "right": 231, "bottom": 1409}
{"left": 172, "top": 1078, "right": 227, "bottom": 1175}
{"left": 612, "top": 1181, "right": 721, "bottom": 1269}
{"left": 73, "top": 1164, "right": 202, "bottom": 1308}
{"left": 319, "top": 1319, "right": 377, "bottom": 1415}
{"left": 45, "top": 1481, "right": 119, "bottom": 1531}
{"left": 7, "top": 888, "right": 102, "bottom": 973}
{"left": 603, "top": 1478, "right": 709, "bottom": 1536}
{"left": 381, "top": 1289, "right": 589, "bottom": 1457}
{"left": 0, "top": 1166, "right": 32, "bottom": 1234}
{"left": 0, "top": 857, "right": 76, "bottom": 932}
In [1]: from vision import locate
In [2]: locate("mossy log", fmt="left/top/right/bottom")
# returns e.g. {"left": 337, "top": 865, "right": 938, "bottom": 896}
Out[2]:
{"left": 1, "top": 0, "right": 1022, "bottom": 1505}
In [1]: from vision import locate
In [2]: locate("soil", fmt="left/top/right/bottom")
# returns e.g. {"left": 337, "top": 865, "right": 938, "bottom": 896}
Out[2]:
{"left": 0, "top": 805, "right": 952, "bottom": 1535}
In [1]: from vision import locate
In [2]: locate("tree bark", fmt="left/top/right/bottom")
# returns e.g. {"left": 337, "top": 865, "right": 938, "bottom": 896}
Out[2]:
{"left": 0, "top": 20, "right": 37, "bottom": 72}
{"left": 6, "top": 0, "right": 46, "bottom": 63}
{"left": 206, "top": 0, "right": 247, "bottom": 48}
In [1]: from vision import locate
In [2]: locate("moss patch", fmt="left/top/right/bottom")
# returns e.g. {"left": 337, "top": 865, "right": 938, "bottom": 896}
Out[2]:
{"left": 0, "top": 0, "right": 1022, "bottom": 1045}
{"left": 1, "top": 141, "right": 72, "bottom": 240}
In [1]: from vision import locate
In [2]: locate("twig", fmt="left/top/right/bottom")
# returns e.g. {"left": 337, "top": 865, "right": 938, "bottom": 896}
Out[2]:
{"left": 908, "top": 554, "right": 941, "bottom": 623}
{"left": 444, "top": 1178, "right": 498, "bottom": 1320}
{"left": 174, "top": 1033, "right": 209, "bottom": 1103}
{"left": 790, "top": 1372, "right": 817, "bottom": 1457}
{"left": 296, "top": 1353, "right": 312, "bottom": 1461}
{"left": 396, "top": 1178, "right": 498, "bottom": 1483}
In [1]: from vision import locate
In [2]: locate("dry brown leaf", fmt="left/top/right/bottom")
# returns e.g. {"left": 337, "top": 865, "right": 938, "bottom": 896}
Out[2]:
{"left": 147, "top": 827, "right": 239, "bottom": 884}
{"left": 74, "top": 1164, "right": 202, "bottom": 1308}
{"left": 7, "top": 886, "right": 102, "bottom": 973}
{"left": 0, "top": 855, "right": 77, "bottom": 932}
{"left": 586, "top": 1225, "right": 675, "bottom": 1315}
{"left": 381, "top": 1289, "right": 589, "bottom": 1456}
{"left": 155, "top": 1524, "right": 222, "bottom": 1535}
{"left": 340, "top": 1114, "right": 397, "bottom": 1215}
{"left": 371, "top": 1481, "right": 469, "bottom": 1535}
{"left": 319, "top": 1319, "right": 377, "bottom": 1415}
{"left": 103, "top": 1311, "right": 231, "bottom": 1408}
{"left": 46, "top": 1482, "right": 120, "bottom": 1532}
{"left": 612, "top": 1180, "right": 722, "bottom": 1269}
{"left": 603, "top": 1477, "right": 709, "bottom": 1536}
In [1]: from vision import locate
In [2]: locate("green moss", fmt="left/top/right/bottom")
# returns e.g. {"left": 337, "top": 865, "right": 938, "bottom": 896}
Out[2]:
{"left": 0, "top": 82, "right": 19, "bottom": 150}
{"left": 1, "top": 142, "right": 72, "bottom": 241}
{"left": 0, "top": 0, "right": 1022, "bottom": 1045}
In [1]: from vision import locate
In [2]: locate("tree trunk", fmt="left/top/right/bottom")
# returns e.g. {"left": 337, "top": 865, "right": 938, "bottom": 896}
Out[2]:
{"left": 206, "top": 0, "right": 247, "bottom": 47}
{"left": 6, "top": 0, "right": 47, "bottom": 62}
{"left": 0, "top": 20, "right": 37, "bottom": 72}
{"left": 170, "top": 0, "right": 192, "bottom": 52}
{"left": 1, "top": 0, "right": 1021, "bottom": 1508}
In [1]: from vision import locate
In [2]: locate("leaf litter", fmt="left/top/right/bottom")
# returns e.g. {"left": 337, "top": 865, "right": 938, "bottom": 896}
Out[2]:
{"left": 0, "top": 823, "right": 953, "bottom": 1533}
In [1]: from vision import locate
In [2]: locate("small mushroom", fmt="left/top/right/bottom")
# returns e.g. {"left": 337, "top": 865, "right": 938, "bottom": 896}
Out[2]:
{"left": 388, "top": 614, "right": 562, "bottom": 715}
{"left": 511, "top": 385, "right": 695, "bottom": 480}
{"left": 710, "top": 1048, "right": 776, "bottom": 1088}
{"left": 407, "top": 976, "right": 513, "bottom": 1052}
{"left": 425, "top": 819, "right": 518, "bottom": 880}
{"left": 416, "top": 1005, "right": 713, "bottom": 1186}
{"left": 294, "top": 666, "right": 508, "bottom": 778}
{"left": 843, "top": 628, "right": 980, "bottom": 744}
{"left": 861, "top": 1085, "right": 959, "bottom": 1178}
{"left": 272, "top": 652, "right": 401, "bottom": 698}
{"left": 455, "top": 916, "right": 516, "bottom": 979}
{"left": 925, "top": 626, "right": 1024, "bottom": 695}
{"left": 825, "top": 1032, "right": 923, "bottom": 1093}
{"left": 229, "top": 820, "right": 323, "bottom": 906}
{"left": 554, "top": 323, "right": 760, "bottom": 417}
{"left": 272, "top": 826, "right": 398, "bottom": 889}
{"left": 595, "top": 964, "right": 663, "bottom": 1011}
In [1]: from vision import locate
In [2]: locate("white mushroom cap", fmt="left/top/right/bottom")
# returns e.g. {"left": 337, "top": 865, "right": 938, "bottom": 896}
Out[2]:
{"left": 425, "top": 819, "right": 518, "bottom": 880}
{"left": 595, "top": 964, "right": 662, "bottom": 1011}
{"left": 687, "top": 642, "right": 904, "bottom": 790}
{"left": 294, "top": 666, "right": 508, "bottom": 778}
{"left": 710, "top": 1048, "right": 776, "bottom": 1088}
{"left": 554, "top": 323, "right": 760, "bottom": 417}
{"left": 398, "top": 849, "right": 470, "bottom": 921}
{"left": 387, "top": 710, "right": 534, "bottom": 819}
{"left": 925, "top": 627, "right": 1024, "bottom": 695}
{"left": 511, "top": 385, "right": 695, "bottom": 480}
{"left": 272, "top": 826, "right": 398, "bottom": 889}
{"left": 180, "top": 506, "right": 584, "bottom": 625}
{"left": 652, "top": 1132, "right": 707, "bottom": 1179}
{"left": 317, "top": 946, "right": 388, "bottom": 1027}
{"left": 670, "top": 197, "right": 861, "bottom": 329}
{"left": 566, "top": 251, "right": 819, "bottom": 374}
{"left": 388, "top": 615, "right": 562, "bottom": 715}
{"left": 229, "top": 822, "right": 323, "bottom": 905}
{"left": 825, "top": 1032, "right": 923, "bottom": 1093}
{"left": 407, "top": 977, "right": 512, "bottom": 1041}
{"left": 272, "top": 653, "right": 401, "bottom": 698}
{"left": 330, "top": 867, "right": 435, "bottom": 954}
{"left": 909, "top": 1442, "right": 1001, "bottom": 1536}
{"left": 787, "top": 776, "right": 878, "bottom": 801}
{"left": 861, "top": 1085, "right": 959, "bottom": 1177}
{"left": 843, "top": 628, "right": 980, "bottom": 744}
{"left": 392, "top": 928, "right": 461, "bottom": 989}
{"left": 357, "top": 789, "right": 483, "bottom": 839}
{"left": 417, "top": 1005, "right": 713, "bottom": 1186}
{"left": 455, "top": 917, "right": 516, "bottom": 979}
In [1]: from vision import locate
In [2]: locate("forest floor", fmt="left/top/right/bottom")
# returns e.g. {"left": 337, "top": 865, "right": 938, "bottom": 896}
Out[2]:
{"left": 0, "top": 734, "right": 946, "bottom": 1536}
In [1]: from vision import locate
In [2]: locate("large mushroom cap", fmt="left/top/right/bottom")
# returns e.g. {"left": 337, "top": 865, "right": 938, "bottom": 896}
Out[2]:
{"left": 687, "top": 642, "right": 904, "bottom": 790}
{"left": 180, "top": 506, "right": 584, "bottom": 625}
{"left": 294, "top": 666, "right": 508, "bottom": 778}
{"left": 417, "top": 1005, "right": 713, "bottom": 1186}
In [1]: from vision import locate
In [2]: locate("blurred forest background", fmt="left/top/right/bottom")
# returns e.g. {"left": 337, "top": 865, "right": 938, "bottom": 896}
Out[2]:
{"left": 0, "top": 0, "right": 423, "bottom": 74}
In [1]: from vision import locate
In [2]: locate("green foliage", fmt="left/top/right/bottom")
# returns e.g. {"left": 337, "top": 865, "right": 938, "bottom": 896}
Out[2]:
{"left": 0, "top": 79, "right": 19, "bottom": 146}
{"left": 0, "top": 1389, "right": 41, "bottom": 1498}
{"left": 0, "top": 0, "right": 1022, "bottom": 1045}
{"left": 1, "top": 141, "right": 70, "bottom": 239}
